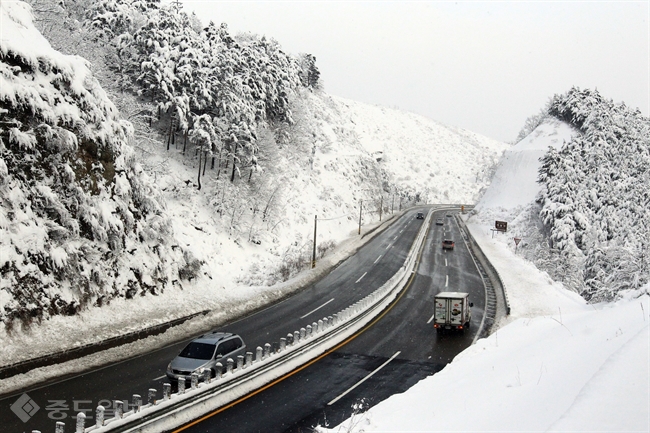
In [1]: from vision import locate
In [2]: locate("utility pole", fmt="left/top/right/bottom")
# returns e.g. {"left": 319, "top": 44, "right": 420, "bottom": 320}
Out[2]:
{"left": 391, "top": 195, "right": 394, "bottom": 214}
{"left": 312, "top": 215, "right": 317, "bottom": 268}
{"left": 358, "top": 200, "right": 363, "bottom": 235}
{"left": 379, "top": 196, "right": 383, "bottom": 221}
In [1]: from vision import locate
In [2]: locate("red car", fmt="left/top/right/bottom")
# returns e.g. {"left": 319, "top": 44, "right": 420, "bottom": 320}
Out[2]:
{"left": 442, "top": 239, "right": 455, "bottom": 250}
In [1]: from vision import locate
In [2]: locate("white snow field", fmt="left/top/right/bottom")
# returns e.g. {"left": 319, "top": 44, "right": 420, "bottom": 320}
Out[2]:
{"left": 319, "top": 120, "right": 649, "bottom": 432}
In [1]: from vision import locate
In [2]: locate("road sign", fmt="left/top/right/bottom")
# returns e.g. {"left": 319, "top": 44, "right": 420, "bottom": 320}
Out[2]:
{"left": 514, "top": 237, "right": 522, "bottom": 246}
{"left": 495, "top": 221, "right": 507, "bottom": 232}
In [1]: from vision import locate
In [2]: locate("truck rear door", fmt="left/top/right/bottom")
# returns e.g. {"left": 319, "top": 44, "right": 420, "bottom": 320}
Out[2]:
{"left": 434, "top": 298, "right": 448, "bottom": 324}
{"left": 449, "top": 298, "right": 463, "bottom": 325}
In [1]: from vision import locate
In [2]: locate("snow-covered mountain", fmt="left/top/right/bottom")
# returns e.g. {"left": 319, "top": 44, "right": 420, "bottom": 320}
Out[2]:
{"left": 0, "top": 0, "right": 507, "bottom": 368}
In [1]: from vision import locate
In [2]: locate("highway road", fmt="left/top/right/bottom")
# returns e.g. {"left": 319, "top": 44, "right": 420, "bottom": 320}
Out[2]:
{"left": 170, "top": 208, "right": 486, "bottom": 433}
{"left": 2, "top": 206, "right": 464, "bottom": 433}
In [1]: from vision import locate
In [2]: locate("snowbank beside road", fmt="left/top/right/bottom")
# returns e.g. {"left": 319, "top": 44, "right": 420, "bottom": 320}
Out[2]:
{"left": 320, "top": 223, "right": 649, "bottom": 432}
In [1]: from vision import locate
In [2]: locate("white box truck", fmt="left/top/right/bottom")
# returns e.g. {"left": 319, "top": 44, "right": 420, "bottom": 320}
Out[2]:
{"left": 433, "top": 292, "right": 473, "bottom": 333}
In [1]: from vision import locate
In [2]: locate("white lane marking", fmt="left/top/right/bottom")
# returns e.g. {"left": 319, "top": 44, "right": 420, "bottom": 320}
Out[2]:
{"left": 300, "top": 298, "right": 335, "bottom": 319}
{"left": 427, "top": 313, "right": 436, "bottom": 324}
{"left": 153, "top": 375, "right": 166, "bottom": 381}
{"left": 386, "top": 243, "right": 392, "bottom": 249}
{"left": 374, "top": 255, "right": 383, "bottom": 264}
{"left": 400, "top": 229, "right": 404, "bottom": 233}
{"left": 327, "top": 351, "right": 402, "bottom": 406}
{"left": 355, "top": 272, "right": 367, "bottom": 283}
{"left": 445, "top": 275, "right": 449, "bottom": 287}
{"left": 393, "top": 235, "right": 398, "bottom": 240}
{"left": 445, "top": 258, "right": 448, "bottom": 267}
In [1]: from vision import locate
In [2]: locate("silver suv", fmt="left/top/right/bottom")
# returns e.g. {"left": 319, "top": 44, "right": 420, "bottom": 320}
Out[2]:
{"left": 166, "top": 332, "right": 246, "bottom": 382}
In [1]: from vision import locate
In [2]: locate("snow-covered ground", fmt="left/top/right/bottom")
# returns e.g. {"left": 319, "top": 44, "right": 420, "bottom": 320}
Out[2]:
{"left": 319, "top": 120, "right": 650, "bottom": 432}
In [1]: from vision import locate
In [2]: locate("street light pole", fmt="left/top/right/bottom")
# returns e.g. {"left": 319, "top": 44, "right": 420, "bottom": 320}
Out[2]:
{"left": 312, "top": 215, "right": 317, "bottom": 268}
{"left": 358, "top": 200, "right": 363, "bottom": 235}
{"left": 379, "top": 196, "right": 383, "bottom": 221}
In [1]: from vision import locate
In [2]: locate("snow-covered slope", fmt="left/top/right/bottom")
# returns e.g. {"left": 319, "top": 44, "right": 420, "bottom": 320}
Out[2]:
{"left": 320, "top": 95, "right": 506, "bottom": 204}
{"left": 475, "top": 118, "right": 576, "bottom": 213}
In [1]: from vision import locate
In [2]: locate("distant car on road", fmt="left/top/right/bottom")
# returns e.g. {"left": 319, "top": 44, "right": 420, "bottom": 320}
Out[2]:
{"left": 416, "top": 212, "right": 424, "bottom": 219}
{"left": 446, "top": 213, "right": 452, "bottom": 218}
{"left": 166, "top": 332, "right": 246, "bottom": 382}
{"left": 442, "top": 239, "right": 455, "bottom": 250}
{"left": 436, "top": 218, "right": 444, "bottom": 226}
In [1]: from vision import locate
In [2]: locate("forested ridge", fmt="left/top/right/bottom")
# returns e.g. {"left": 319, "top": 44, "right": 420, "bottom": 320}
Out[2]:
{"left": 536, "top": 87, "right": 649, "bottom": 301}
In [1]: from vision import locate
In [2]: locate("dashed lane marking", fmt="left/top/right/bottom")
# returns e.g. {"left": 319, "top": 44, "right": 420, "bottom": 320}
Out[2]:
{"left": 300, "top": 298, "right": 335, "bottom": 319}
{"left": 327, "top": 351, "right": 402, "bottom": 406}
{"left": 355, "top": 272, "right": 367, "bottom": 283}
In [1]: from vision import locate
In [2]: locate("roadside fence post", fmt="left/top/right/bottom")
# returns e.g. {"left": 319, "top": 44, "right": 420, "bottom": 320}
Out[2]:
{"left": 114, "top": 400, "right": 124, "bottom": 419}
{"left": 178, "top": 377, "right": 185, "bottom": 394}
{"left": 55, "top": 422, "right": 65, "bottom": 433}
{"left": 236, "top": 355, "right": 244, "bottom": 370}
{"left": 280, "top": 338, "right": 287, "bottom": 351}
{"left": 300, "top": 327, "right": 307, "bottom": 340}
{"left": 246, "top": 351, "right": 254, "bottom": 366}
{"left": 75, "top": 413, "right": 85, "bottom": 433}
{"left": 264, "top": 343, "right": 271, "bottom": 359}
{"left": 286, "top": 333, "right": 294, "bottom": 346}
{"left": 190, "top": 373, "right": 198, "bottom": 390}
{"left": 203, "top": 369, "right": 211, "bottom": 383}
{"left": 95, "top": 405, "right": 105, "bottom": 427}
{"left": 148, "top": 388, "right": 157, "bottom": 405}
{"left": 255, "top": 347, "right": 262, "bottom": 363}
{"left": 294, "top": 330, "right": 300, "bottom": 343}
{"left": 226, "top": 358, "right": 234, "bottom": 374}
{"left": 133, "top": 394, "right": 142, "bottom": 413}
{"left": 215, "top": 362, "right": 223, "bottom": 379}
{"left": 163, "top": 383, "right": 171, "bottom": 400}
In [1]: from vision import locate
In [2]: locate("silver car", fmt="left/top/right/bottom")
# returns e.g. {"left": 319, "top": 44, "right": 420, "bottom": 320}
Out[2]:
{"left": 166, "top": 332, "right": 246, "bottom": 382}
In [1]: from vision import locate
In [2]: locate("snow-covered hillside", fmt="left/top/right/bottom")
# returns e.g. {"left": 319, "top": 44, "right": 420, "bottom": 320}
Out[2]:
{"left": 0, "top": 1, "right": 199, "bottom": 331}
{"left": 320, "top": 109, "right": 649, "bottom": 433}
{"left": 0, "top": 1, "right": 507, "bottom": 371}
{"left": 474, "top": 118, "right": 577, "bottom": 213}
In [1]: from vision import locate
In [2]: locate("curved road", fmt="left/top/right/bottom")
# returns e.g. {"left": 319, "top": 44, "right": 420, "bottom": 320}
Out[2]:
{"left": 2, "top": 207, "right": 429, "bottom": 432}
{"left": 172, "top": 208, "right": 485, "bottom": 433}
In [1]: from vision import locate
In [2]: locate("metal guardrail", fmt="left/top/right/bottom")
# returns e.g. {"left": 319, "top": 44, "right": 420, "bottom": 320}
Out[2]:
{"left": 50, "top": 209, "right": 434, "bottom": 433}
{"left": 455, "top": 215, "right": 510, "bottom": 340}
